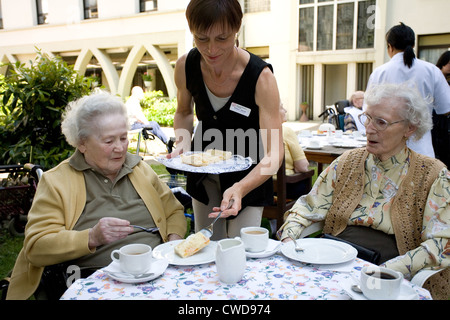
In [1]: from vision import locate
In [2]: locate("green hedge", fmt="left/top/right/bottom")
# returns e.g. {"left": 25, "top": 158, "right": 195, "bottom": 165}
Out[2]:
{"left": 140, "top": 90, "right": 177, "bottom": 127}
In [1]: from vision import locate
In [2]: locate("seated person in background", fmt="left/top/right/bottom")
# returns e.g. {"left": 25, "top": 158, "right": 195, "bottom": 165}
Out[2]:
{"left": 279, "top": 104, "right": 310, "bottom": 199}
{"left": 6, "top": 91, "right": 186, "bottom": 300}
{"left": 343, "top": 91, "right": 365, "bottom": 133}
{"left": 436, "top": 50, "right": 450, "bottom": 85}
{"left": 277, "top": 83, "right": 449, "bottom": 300}
{"left": 126, "top": 86, "right": 169, "bottom": 145}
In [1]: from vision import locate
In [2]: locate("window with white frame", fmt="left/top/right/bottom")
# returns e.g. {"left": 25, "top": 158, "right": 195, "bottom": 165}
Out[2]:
{"left": 299, "top": 0, "right": 376, "bottom": 52}
{"left": 36, "top": 0, "right": 48, "bottom": 25}
{"left": 244, "top": 0, "right": 270, "bottom": 13}
{"left": 84, "top": 0, "right": 98, "bottom": 20}
{"left": 0, "top": 0, "right": 3, "bottom": 29}
{"left": 140, "top": 0, "right": 158, "bottom": 12}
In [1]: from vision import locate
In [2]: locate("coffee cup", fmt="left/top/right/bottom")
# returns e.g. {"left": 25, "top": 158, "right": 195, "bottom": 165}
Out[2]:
{"left": 360, "top": 266, "right": 403, "bottom": 300}
{"left": 309, "top": 139, "right": 320, "bottom": 148}
{"left": 240, "top": 227, "right": 269, "bottom": 252}
{"left": 111, "top": 243, "right": 152, "bottom": 275}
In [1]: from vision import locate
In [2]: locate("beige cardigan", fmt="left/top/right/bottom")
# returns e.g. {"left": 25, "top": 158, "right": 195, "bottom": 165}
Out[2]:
{"left": 6, "top": 157, "right": 186, "bottom": 300}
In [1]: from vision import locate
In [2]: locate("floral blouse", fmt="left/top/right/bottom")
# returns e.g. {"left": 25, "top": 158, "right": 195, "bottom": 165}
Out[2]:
{"left": 278, "top": 148, "right": 450, "bottom": 279}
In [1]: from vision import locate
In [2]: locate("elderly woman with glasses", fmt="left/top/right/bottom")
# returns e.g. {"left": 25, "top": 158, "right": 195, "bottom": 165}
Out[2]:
{"left": 277, "top": 83, "right": 449, "bottom": 300}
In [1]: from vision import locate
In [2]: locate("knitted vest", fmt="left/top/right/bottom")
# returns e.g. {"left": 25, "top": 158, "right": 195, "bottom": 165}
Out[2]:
{"left": 324, "top": 148, "right": 444, "bottom": 253}
{"left": 323, "top": 148, "right": 448, "bottom": 299}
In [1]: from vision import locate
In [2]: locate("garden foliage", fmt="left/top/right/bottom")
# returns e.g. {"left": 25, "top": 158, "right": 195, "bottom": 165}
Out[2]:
{"left": 0, "top": 51, "right": 92, "bottom": 169}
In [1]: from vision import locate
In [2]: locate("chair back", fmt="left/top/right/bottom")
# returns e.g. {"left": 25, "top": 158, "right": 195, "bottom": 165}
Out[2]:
{"left": 263, "top": 157, "right": 314, "bottom": 231}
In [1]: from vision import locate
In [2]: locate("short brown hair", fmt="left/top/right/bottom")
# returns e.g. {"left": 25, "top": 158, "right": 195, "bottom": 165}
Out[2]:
{"left": 186, "top": 0, "right": 243, "bottom": 33}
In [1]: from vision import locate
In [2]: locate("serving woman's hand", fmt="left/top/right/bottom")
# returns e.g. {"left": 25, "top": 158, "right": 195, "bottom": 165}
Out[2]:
{"left": 88, "top": 217, "right": 134, "bottom": 249}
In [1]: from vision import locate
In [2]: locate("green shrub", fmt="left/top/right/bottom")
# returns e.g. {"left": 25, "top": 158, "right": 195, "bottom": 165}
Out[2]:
{"left": 140, "top": 90, "right": 177, "bottom": 127}
{"left": 0, "top": 51, "right": 92, "bottom": 169}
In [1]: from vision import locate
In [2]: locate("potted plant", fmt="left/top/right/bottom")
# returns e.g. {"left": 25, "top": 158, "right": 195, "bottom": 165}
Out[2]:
{"left": 142, "top": 71, "right": 153, "bottom": 87}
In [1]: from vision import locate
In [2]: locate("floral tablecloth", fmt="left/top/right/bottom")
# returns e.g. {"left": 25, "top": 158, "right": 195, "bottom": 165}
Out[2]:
{"left": 60, "top": 254, "right": 432, "bottom": 300}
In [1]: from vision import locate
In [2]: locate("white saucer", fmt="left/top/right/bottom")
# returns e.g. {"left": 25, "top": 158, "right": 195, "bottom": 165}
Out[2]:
{"left": 306, "top": 146, "right": 322, "bottom": 150}
{"left": 246, "top": 239, "right": 281, "bottom": 258}
{"left": 341, "top": 280, "right": 419, "bottom": 300}
{"left": 103, "top": 258, "right": 169, "bottom": 283}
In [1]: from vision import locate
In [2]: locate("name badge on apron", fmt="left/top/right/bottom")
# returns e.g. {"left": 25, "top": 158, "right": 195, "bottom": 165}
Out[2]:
{"left": 230, "top": 102, "right": 251, "bottom": 117}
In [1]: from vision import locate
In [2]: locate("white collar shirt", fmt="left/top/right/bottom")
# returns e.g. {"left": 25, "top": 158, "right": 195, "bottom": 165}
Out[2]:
{"left": 365, "top": 52, "right": 450, "bottom": 158}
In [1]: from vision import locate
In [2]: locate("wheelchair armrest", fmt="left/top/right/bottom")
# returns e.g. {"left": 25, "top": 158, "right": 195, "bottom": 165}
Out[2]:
{"left": 410, "top": 269, "right": 443, "bottom": 288}
{"left": 285, "top": 169, "right": 314, "bottom": 184}
{"left": 299, "top": 221, "right": 324, "bottom": 238}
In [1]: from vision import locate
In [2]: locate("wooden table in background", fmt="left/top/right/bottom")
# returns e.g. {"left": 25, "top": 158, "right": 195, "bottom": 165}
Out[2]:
{"left": 303, "top": 145, "right": 349, "bottom": 173}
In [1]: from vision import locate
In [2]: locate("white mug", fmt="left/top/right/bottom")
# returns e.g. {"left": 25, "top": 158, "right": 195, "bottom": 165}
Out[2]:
{"left": 360, "top": 266, "right": 403, "bottom": 300}
{"left": 240, "top": 226, "right": 269, "bottom": 253}
{"left": 111, "top": 243, "right": 153, "bottom": 275}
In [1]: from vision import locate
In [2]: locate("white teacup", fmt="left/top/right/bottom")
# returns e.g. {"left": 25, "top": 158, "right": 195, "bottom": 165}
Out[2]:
{"left": 240, "top": 227, "right": 269, "bottom": 253}
{"left": 360, "top": 266, "right": 403, "bottom": 300}
{"left": 309, "top": 139, "right": 320, "bottom": 148}
{"left": 111, "top": 243, "right": 152, "bottom": 275}
{"left": 335, "top": 130, "right": 343, "bottom": 138}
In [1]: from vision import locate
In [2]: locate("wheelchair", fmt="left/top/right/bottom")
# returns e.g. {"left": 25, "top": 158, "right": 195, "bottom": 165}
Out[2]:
{"left": 0, "top": 163, "right": 43, "bottom": 300}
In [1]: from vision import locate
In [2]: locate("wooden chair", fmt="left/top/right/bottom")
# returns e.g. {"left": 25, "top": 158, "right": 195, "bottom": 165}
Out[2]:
{"left": 263, "top": 157, "right": 314, "bottom": 231}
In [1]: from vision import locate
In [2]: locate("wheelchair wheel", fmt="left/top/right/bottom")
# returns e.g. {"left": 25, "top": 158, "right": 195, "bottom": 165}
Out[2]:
{"left": 8, "top": 214, "right": 26, "bottom": 236}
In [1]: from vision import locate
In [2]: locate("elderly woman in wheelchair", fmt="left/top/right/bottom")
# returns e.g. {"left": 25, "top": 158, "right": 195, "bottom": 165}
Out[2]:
{"left": 6, "top": 91, "right": 186, "bottom": 300}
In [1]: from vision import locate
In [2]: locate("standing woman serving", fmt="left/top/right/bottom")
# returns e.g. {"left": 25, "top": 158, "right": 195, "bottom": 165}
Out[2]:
{"left": 169, "top": 0, "right": 283, "bottom": 239}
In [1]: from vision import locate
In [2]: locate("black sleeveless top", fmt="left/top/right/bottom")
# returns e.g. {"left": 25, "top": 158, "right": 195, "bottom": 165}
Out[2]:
{"left": 185, "top": 48, "right": 273, "bottom": 209}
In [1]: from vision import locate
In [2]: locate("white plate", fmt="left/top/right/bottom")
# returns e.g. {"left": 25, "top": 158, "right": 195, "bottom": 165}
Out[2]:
{"left": 246, "top": 239, "right": 281, "bottom": 258}
{"left": 152, "top": 240, "right": 217, "bottom": 265}
{"left": 102, "top": 258, "right": 168, "bottom": 283}
{"left": 281, "top": 238, "right": 357, "bottom": 264}
{"left": 341, "top": 280, "right": 419, "bottom": 300}
{"left": 306, "top": 146, "right": 322, "bottom": 150}
{"left": 156, "top": 152, "right": 252, "bottom": 174}
{"left": 334, "top": 144, "right": 358, "bottom": 149}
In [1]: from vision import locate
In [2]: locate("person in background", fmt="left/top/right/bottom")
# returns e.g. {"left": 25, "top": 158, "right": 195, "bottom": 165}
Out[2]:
{"left": 278, "top": 83, "right": 449, "bottom": 300}
{"left": 169, "top": 0, "right": 283, "bottom": 239}
{"left": 436, "top": 51, "right": 450, "bottom": 85}
{"left": 6, "top": 91, "right": 186, "bottom": 300}
{"left": 343, "top": 91, "right": 365, "bottom": 133}
{"left": 431, "top": 51, "right": 450, "bottom": 167}
{"left": 126, "top": 86, "right": 170, "bottom": 146}
{"left": 279, "top": 104, "right": 310, "bottom": 199}
{"left": 365, "top": 23, "right": 450, "bottom": 158}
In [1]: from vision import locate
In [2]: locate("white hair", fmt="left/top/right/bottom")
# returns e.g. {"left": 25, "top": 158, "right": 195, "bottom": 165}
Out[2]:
{"left": 364, "top": 82, "right": 433, "bottom": 141}
{"left": 61, "top": 91, "right": 128, "bottom": 148}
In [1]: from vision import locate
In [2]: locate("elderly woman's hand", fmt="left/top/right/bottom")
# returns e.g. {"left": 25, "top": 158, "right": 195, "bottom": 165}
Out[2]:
{"left": 168, "top": 233, "right": 183, "bottom": 241}
{"left": 88, "top": 217, "right": 134, "bottom": 249}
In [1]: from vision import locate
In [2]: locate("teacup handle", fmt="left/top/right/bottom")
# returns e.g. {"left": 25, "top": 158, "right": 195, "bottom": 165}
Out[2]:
{"left": 111, "top": 250, "right": 120, "bottom": 262}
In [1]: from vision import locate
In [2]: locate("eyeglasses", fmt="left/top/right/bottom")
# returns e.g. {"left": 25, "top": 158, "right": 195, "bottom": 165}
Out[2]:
{"left": 358, "top": 112, "right": 406, "bottom": 131}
